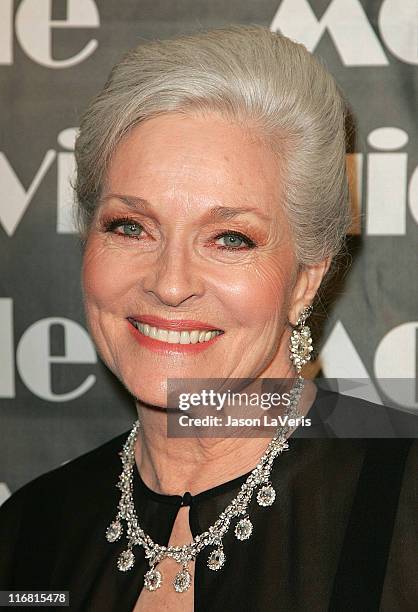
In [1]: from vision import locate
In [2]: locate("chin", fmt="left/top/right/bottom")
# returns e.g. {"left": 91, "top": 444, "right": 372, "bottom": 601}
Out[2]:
{"left": 122, "top": 374, "right": 169, "bottom": 409}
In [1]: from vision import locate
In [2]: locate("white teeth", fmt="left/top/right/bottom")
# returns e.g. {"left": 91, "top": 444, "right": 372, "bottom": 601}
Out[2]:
{"left": 156, "top": 329, "right": 168, "bottom": 342}
{"left": 132, "top": 320, "right": 221, "bottom": 345}
{"left": 190, "top": 330, "right": 200, "bottom": 344}
{"left": 180, "top": 331, "right": 190, "bottom": 344}
{"left": 167, "top": 331, "right": 180, "bottom": 344}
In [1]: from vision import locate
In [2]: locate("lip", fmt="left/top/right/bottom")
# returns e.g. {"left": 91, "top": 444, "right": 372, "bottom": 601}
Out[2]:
{"left": 127, "top": 319, "right": 223, "bottom": 354}
{"left": 128, "top": 315, "right": 223, "bottom": 332}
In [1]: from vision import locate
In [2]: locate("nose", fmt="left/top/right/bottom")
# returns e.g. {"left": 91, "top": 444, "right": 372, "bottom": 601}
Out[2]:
{"left": 141, "top": 241, "right": 204, "bottom": 307}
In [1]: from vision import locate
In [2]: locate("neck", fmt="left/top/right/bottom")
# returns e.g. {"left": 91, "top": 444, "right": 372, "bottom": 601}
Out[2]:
{"left": 134, "top": 370, "right": 317, "bottom": 497}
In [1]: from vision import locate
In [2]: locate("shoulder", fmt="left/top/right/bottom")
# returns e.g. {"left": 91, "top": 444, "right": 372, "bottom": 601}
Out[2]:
{"left": 0, "top": 429, "right": 129, "bottom": 529}
{"left": 288, "top": 434, "right": 417, "bottom": 498}
{"left": 381, "top": 438, "right": 418, "bottom": 607}
{"left": 308, "top": 386, "right": 418, "bottom": 437}
{"left": 0, "top": 429, "right": 130, "bottom": 587}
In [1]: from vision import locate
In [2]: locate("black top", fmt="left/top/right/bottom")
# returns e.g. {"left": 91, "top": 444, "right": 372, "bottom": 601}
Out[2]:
{"left": 1, "top": 389, "right": 417, "bottom": 611}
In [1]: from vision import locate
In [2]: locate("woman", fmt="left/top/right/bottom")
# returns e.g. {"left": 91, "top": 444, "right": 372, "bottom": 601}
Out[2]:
{"left": 0, "top": 26, "right": 416, "bottom": 611}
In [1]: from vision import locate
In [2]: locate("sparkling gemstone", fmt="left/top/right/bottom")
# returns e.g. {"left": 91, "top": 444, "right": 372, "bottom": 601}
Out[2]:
{"left": 145, "top": 549, "right": 161, "bottom": 565}
{"left": 257, "top": 485, "right": 276, "bottom": 507}
{"left": 173, "top": 568, "right": 192, "bottom": 592}
{"left": 234, "top": 517, "right": 253, "bottom": 540}
{"left": 106, "top": 520, "right": 122, "bottom": 542}
{"left": 117, "top": 549, "right": 135, "bottom": 572}
{"left": 144, "top": 568, "right": 162, "bottom": 591}
{"left": 207, "top": 548, "right": 226, "bottom": 571}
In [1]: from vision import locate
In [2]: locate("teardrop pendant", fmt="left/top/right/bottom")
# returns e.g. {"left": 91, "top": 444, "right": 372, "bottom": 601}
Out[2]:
{"left": 144, "top": 567, "right": 162, "bottom": 591}
{"left": 106, "top": 519, "right": 123, "bottom": 542}
{"left": 117, "top": 548, "right": 135, "bottom": 571}
{"left": 234, "top": 517, "right": 253, "bottom": 540}
{"left": 207, "top": 547, "right": 226, "bottom": 571}
{"left": 257, "top": 484, "right": 276, "bottom": 507}
{"left": 173, "top": 566, "right": 192, "bottom": 592}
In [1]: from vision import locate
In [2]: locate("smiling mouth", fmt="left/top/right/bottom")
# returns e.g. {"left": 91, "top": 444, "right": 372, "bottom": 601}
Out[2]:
{"left": 127, "top": 318, "right": 223, "bottom": 345}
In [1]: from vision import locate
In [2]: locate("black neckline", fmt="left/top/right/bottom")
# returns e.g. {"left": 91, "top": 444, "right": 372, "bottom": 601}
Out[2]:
{"left": 133, "top": 458, "right": 253, "bottom": 506}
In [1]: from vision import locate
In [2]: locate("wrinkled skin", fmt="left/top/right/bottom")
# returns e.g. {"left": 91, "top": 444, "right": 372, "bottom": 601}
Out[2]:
{"left": 83, "top": 112, "right": 328, "bottom": 408}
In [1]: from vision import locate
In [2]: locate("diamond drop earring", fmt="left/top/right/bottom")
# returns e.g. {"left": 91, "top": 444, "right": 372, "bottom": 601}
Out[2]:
{"left": 289, "top": 305, "right": 314, "bottom": 376}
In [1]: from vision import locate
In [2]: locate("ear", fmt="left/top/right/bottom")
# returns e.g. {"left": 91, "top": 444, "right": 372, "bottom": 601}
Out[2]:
{"left": 288, "top": 258, "right": 331, "bottom": 325}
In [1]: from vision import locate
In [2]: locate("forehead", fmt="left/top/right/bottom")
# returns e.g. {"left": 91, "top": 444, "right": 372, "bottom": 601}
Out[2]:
{"left": 105, "top": 112, "right": 284, "bottom": 219}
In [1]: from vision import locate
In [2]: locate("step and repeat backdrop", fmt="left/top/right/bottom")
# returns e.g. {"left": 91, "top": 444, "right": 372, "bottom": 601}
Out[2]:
{"left": 1, "top": 0, "right": 417, "bottom": 503}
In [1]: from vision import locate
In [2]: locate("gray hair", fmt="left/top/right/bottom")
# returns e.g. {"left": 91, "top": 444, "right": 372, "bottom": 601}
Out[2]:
{"left": 75, "top": 25, "right": 350, "bottom": 265}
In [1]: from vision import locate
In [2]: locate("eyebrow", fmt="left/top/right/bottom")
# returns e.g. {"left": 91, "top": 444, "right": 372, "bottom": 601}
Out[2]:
{"left": 102, "top": 194, "right": 272, "bottom": 222}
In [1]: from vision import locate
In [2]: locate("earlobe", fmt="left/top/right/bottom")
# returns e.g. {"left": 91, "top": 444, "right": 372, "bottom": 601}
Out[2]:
{"left": 288, "top": 258, "right": 331, "bottom": 325}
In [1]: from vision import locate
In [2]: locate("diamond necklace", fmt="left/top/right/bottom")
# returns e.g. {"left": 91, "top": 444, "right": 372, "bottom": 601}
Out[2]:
{"left": 106, "top": 377, "right": 305, "bottom": 593}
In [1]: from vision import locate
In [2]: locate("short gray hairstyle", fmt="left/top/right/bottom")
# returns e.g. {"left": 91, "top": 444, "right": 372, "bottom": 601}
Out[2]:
{"left": 75, "top": 25, "right": 350, "bottom": 265}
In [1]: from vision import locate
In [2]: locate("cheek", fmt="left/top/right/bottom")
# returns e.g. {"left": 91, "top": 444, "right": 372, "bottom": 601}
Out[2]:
{"left": 214, "top": 254, "right": 294, "bottom": 328}
{"left": 82, "top": 237, "right": 129, "bottom": 311}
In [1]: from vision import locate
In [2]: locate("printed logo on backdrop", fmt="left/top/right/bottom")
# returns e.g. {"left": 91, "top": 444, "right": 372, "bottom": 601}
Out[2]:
{"left": 2, "top": 298, "right": 416, "bottom": 410}
{"left": 0, "top": 127, "right": 78, "bottom": 236}
{"left": 0, "top": 0, "right": 417, "bottom": 413}
{"left": 0, "top": 483, "right": 11, "bottom": 506}
{"left": 270, "top": 0, "right": 418, "bottom": 409}
{"left": 0, "top": 0, "right": 100, "bottom": 67}
{"left": 1, "top": 125, "right": 417, "bottom": 238}
{"left": 271, "top": 0, "right": 418, "bottom": 65}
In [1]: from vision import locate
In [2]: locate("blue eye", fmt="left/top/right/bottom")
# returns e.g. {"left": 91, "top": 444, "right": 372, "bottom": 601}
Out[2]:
{"left": 104, "top": 217, "right": 144, "bottom": 239}
{"left": 215, "top": 232, "right": 256, "bottom": 250}
{"left": 121, "top": 223, "right": 143, "bottom": 237}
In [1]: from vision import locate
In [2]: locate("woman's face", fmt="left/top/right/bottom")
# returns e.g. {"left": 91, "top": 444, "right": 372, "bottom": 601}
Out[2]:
{"left": 82, "top": 112, "right": 307, "bottom": 406}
